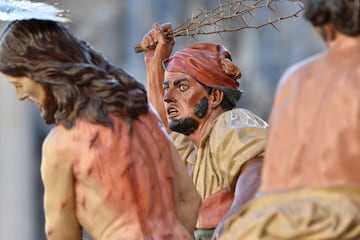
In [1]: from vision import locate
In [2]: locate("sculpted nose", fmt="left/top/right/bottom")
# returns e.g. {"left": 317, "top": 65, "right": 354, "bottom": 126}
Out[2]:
{"left": 15, "top": 88, "right": 28, "bottom": 101}
{"left": 163, "top": 89, "right": 176, "bottom": 103}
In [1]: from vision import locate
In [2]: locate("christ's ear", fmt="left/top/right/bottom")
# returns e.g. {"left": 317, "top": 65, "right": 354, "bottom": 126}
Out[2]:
{"left": 209, "top": 89, "right": 224, "bottom": 108}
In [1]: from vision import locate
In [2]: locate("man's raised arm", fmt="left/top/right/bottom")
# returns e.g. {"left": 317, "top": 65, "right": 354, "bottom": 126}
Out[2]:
{"left": 143, "top": 23, "right": 175, "bottom": 126}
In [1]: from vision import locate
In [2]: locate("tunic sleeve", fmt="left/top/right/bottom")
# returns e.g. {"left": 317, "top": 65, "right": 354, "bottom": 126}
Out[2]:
{"left": 210, "top": 109, "right": 267, "bottom": 191}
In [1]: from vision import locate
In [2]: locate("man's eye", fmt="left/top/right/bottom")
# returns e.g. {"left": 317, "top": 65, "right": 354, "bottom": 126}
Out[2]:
{"left": 179, "top": 85, "right": 189, "bottom": 91}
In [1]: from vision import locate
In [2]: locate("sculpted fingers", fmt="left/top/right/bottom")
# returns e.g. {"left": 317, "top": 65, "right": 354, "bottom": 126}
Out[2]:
{"left": 137, "top": 23, "right": 174, "bottom": 53}
{"left": 160, "top": 23, "right": 175, "bottom": 45}
{"left": 142, "top": 28, "right": 157, "bottom": 50}
{"left": 152, "top": 23, "right": 166, "bottom": 45}
{"left": 142, "top": 23, "right": 168, "bottom": 50}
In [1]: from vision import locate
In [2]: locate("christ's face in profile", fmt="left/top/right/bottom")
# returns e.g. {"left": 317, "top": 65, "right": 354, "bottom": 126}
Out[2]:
{"left": 4, "top": 74, "right": 57, "bottom": 124}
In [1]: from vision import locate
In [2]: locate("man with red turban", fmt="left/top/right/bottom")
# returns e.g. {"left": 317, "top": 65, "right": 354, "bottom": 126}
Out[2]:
{"left": 142, "top": 24, "right": 268, "bottom": 240}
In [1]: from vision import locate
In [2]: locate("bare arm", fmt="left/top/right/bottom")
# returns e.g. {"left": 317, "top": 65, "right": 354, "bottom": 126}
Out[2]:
{"left": 143, "top": 23, "right": 175, "bottom": 126}
{"left": 41, "top": 135, "right": 82, "bottom": 240}
{"left": 212, "top": 156, "right": 263, "bottom": 239}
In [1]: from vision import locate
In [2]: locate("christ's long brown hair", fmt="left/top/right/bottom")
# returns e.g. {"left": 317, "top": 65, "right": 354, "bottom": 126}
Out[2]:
{"left": 0, "top": 20, "right": 148, "bottom": 128}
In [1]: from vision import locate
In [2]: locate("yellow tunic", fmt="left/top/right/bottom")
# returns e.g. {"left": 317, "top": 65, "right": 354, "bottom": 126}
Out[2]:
{"left": 171, "top": 108, "right": 268, "bottom": 199}
{"left": 220, "top": 185, "right": 360, "bottom": 240}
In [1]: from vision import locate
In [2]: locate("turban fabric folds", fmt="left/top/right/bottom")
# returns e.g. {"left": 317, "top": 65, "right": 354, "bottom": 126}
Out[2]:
{"left": 163, "top": 43, "right": 241, "bottom": 90}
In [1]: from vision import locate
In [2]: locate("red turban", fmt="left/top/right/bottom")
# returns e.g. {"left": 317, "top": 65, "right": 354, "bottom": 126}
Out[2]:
{"left": 163, "top": 43, "right": 240, "bottom": 90}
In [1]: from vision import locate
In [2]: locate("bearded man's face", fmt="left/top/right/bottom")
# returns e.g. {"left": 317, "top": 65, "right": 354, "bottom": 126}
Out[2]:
{"left": 163, "top": 71, "right": 210, "bottom": 136}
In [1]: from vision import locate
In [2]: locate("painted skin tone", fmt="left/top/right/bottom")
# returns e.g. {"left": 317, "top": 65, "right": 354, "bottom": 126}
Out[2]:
{"left": 3, "top": 74, "right": 201, "bottom": 240}
{"left": 260, "top": 24, "right": 360, "bottom": 193}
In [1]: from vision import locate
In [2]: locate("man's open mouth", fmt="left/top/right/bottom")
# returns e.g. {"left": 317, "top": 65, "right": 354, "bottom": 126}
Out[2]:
{"left": 167, "top": 106, "right": 179, "bottom": 118}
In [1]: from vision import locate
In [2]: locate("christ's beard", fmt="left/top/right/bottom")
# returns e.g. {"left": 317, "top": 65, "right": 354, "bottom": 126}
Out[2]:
{"left": 41, "top": 106, "right": 56, "bottom": 124}
{"left": 168, "top": 97, "right": 209, "bottom": 136}
{"left": 41, "top": 86, "right": 58, "bottom": 125}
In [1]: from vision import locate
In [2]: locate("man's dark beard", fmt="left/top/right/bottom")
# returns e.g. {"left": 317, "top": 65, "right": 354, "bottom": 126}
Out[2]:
{"left": 193, "top": 97, "right": 208, "bottom": 118}
{"left": 169, "top": 118, "right": 199, "bottom": 136}
{"left": 168, "top": 97, "right": 208, "bottom": 136}
{"left": 42, "top": 85, "right": 58, "bottom": 124}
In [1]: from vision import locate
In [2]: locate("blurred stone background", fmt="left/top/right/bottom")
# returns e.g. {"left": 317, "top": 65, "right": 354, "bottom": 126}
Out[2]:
{"left": 0, "top": 0, "right": 325, "bottom": 239}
